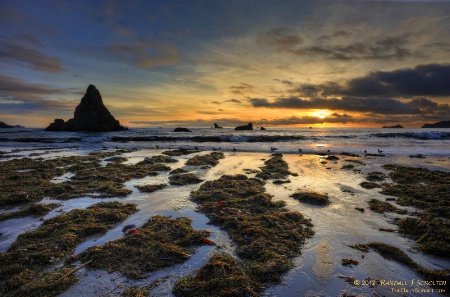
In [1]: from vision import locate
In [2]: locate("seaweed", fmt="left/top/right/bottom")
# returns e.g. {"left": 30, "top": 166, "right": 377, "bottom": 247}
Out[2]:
{"left": 170, "top": 168, "right": 189, "bottom": 175}
{"left": 105, "top": 156, "right": 128, "bottom": 163}
{"left": 0, "top": 203, "right": 61, "bottom": 222}
{"left": 135, "top": 183, "right": 168, "bottom": 193}
{"left": 0, "top": 202, "right": 137, "bottom": 294}
{"left": 290, "top": 191, "right": 330, "bottom": 205}
{"left": 367, "top": 242, "right": 450, "bottom": 283}
{"left": 379, "top": 165, "right": 450, "bottom": 257}
{"left": 173, "top": 253, "right": 260, "bottom": 297}
{"left": 0, "top": 151, "right": 171, "bottom": 207}
{"left": 272, "top": 179, "right": 291, "bottom": 185}
{"left": 255, "top": 153, "right": 296, "bottom": 180}
{"left": 325, "top": 155, "right": 339, "bottom": 160}
{"left": 366, "top": 171, "right": 385, "bottom": 182}
{"left": 341, "top": 259, "right": 359, "bottom": 267}
{"left": 340, "top": 164, "right": 354, "bottom": 170}
{"left": 349, "top": 243, "right": 369, "bottom": 252}
{"left": 6, "top": 266, "right": 79, "bottom": 297}
{"left": 189, "top": 174, "right": 313, "bottom": 292}
{"left": 397, "top": 217, "right": 450, "bottom": 256}
{"left": 79, "top": 216, "right": 210, "bottom": 279}
{"left": 186, "top": 152, "right": 224, "bottom": 166}
{"left": 368, "top": 199, "right": 407, "bottom": 214}
{"left": 162, "top": 149, "right": 199, "bottom": 156}
{"left": 169, "top": 173, "right": 203, "bottom": 185}
{"left": 136, "top": 155, "right": 178, "bottom": 165}
{"left": 359, "top": 182, "right": 381, "bottom": 189}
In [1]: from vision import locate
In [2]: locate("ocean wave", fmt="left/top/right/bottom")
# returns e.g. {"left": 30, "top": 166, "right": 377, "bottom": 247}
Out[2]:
{"left": 0, "top": 137, "right": 82, "bottom": 143}
{"left": 111, "top": 135, "right": 307, "bottom": 143}
{"left": 371, "top": 131, "right": 450, "bottom": 140}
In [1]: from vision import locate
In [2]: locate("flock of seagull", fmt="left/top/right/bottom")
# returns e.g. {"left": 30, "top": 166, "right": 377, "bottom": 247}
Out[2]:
{"left": 151, "top": 144, "right": 384, "bottom": 155}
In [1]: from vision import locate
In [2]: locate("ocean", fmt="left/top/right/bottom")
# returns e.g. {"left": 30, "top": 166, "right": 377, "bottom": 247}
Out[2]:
{"left": 1, "top": 127, "right": 449, "bottom": 156}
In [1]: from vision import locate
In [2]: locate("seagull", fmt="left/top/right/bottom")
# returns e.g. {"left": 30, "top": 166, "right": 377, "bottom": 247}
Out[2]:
{"left": 378, "top": 149, "right": 383, "bottom": 153}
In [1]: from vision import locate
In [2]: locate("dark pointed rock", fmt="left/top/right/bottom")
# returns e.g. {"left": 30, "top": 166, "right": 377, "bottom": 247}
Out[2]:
{"left": 235, "top": 123, "right": 253, "bottom": 130}
{"left": 213, "top": 123, "right": 223, "bottom": 128}
{"left": 46, "top": 85, "right": 125, "bottom": 132}
{"left": 260, "top": 126, "right": 266, "bottom": 130}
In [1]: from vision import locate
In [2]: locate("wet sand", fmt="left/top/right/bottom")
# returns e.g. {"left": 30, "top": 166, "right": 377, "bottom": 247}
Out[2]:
{"left": 1, "top": 148, "right": 449, "bottom": 296}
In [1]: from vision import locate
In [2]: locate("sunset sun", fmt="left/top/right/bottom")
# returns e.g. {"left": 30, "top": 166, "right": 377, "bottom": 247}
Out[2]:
{"left": 311, "top": 110, "right": 330, "bottom": 119}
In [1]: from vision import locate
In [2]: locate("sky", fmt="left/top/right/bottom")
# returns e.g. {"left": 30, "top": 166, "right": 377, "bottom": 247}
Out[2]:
{"left": 1, "top": 0, "right": 450, "bottom": 128}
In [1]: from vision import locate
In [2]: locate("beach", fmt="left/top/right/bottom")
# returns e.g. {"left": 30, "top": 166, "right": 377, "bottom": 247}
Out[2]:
{"left": 0, "top": 143, "right": 449, "bottom": 296}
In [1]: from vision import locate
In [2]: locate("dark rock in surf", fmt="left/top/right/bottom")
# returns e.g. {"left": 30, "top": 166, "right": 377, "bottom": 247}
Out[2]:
{"left": 235, "top": 123, "right": 253, "bottom": 131}
{"left": 46, "top": 119, "right": 65, "bottom": 131}
{"left": 421, "top": 120, "right": 450, "bottom": 128}
{"left": 382, "top": 124, "right": 404, "bottom": 128}
{"left": 0, "top": 122, "right": 13, "bottom": 128}
{"left": 213, "top": 123, "right": 223, "bottom": 129}
{"left": 45, "top": 85, "right": 125, "bottom": 132}
{"left": 261, "top": 126, "right": 266, "bottom": 130}
{"left": 173, "top": 127, "right": 192, "bottom": 132}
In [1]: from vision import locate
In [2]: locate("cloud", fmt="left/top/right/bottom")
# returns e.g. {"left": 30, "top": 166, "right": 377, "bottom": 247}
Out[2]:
{"left": 108, "top": 39, "right": 179, "bottom": 68}
{"left": 0, "top": 75, "right": 75, "bottom": 114}
{"left": 295, "top": 63, "right": 450, "bottom": 97}
{"left": 0, "top": 36, "right": 64, "bottom": 72}
{"left": 289, "top": 36, "right": 414, "bottom": 61}
{"left": 225, "top": 99, "right": 241, "bottom": 103}
{"left": 230, "top": 83, "right": 253, "bottom": 94}
{"left": 258, "top": 27, "right": 303, "bottom": 50}
{"left": 249, "top": 95, "right": 450, "bottom": 115}
{"left": 260, "top": 27, "right": 418, "bottom": 61}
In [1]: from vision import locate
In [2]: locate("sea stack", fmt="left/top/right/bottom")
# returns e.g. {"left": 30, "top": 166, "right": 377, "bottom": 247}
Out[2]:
{"left": 235, "top": 123, "right": 253, "bottom": 131}
{"left": 421, "top": 121, "right": 450, "bottom": 128}
{"left": 213, "top": 123, "right": 223, "bottom": 128}
{"left": 46, "top": 85, "right": 124, "bottom": 132}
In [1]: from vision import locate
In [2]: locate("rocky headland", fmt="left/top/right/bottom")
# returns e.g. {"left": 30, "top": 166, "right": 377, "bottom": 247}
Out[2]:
{"left": 0, "top": 122, "right": 12, "bottom": 128}
{"left": 421, "top": 120, "right": 450, "bottom": 128}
